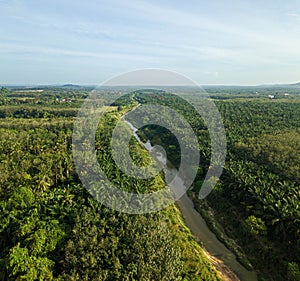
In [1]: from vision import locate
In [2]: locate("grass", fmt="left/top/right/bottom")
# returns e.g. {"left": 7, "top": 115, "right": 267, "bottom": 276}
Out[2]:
{"left": 162, "top": 204, "right": 222, "bottom": 281}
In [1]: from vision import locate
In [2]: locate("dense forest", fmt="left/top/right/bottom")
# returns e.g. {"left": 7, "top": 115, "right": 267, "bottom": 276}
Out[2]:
{"left": 0, "top": 87, "right": 221, "bottom": 281}
{"left": 0, "top": 86, "right": 299, "bottom": 281}
{"left": 132, "top": 90, "right": 300, "bottom": 281}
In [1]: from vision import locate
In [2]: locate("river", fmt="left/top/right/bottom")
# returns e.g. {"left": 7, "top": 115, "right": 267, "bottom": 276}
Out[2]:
{"left": 124, "top": 117, "right": 257, "bottom": 281}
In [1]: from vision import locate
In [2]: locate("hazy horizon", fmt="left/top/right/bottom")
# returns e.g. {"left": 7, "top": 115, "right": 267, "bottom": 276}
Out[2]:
{"left": 1, "top": 81, "right": 300, "bottom": 87}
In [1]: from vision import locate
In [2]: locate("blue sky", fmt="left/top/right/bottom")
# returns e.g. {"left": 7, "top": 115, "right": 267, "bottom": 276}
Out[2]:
{"left": 1, "top": 0, "right": 300, "bottom": 85}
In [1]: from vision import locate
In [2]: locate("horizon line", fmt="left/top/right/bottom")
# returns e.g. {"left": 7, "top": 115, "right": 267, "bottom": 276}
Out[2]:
{"left": 1, "top": 80, "right": 300, "bottom": 87}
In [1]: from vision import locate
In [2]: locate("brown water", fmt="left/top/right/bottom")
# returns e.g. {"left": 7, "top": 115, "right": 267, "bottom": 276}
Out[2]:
{"left": 125, "top": 117, "right": 257, "bottom": 281}
{"left": 176, "top": 193, "right": 257, "bottom": 281}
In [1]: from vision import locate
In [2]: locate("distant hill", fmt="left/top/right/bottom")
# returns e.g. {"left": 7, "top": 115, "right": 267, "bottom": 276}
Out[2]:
{"left": 290, "top": 82, "right": 300, "bottom": 87}
{"left": 258, "top": 82, "right": 300, "bottom": 88}
{"left": 61, "top": 84, "right": 82, "bottom": 89}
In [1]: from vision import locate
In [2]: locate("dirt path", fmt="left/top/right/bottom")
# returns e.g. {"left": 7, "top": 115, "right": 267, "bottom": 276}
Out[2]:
{"left": 202, "top": 248, "right": 240, "bottom": 281}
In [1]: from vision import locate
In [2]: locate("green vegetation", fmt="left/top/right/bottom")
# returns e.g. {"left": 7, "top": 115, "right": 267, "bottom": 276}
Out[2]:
{"left": 1, "top": 85, "right": 299, "bottom": 281}
{"left": 0, "top": 87, "right": 221, "bottom": 281}
{"left": 131, "top": 90, "right": 300, "bottom": 280}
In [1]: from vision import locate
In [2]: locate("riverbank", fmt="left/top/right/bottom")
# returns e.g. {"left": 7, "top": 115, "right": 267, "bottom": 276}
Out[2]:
{"left": 202, "top": 249, "right": 240, "bottom": 281}
{"left": 188, "top": 188, "right": 253, "bottom": 271}
{"left": 121, "top": 109, "right": 222, "bottom": 280}
{"left": 176, "top": 193, "right": 257, "bottom": 281}
{"left": 124, "top": 109, "right": 256, "bottom": 281}
{"left": 162, "top": 204, "right": 223, "bottom": 281}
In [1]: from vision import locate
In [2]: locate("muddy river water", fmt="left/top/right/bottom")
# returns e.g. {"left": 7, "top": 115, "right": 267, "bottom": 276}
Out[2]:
{"left": 124, "top": 117, "right": 257, "bottom": 281}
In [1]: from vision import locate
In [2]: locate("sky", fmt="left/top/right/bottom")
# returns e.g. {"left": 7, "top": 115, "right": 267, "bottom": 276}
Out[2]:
{"left": 1, "top": 0, "right": 300, "bottom": 85}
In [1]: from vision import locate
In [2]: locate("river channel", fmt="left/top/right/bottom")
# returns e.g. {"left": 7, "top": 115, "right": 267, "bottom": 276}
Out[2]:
{"left": 124, "top": 117, "right": 257, "bottom": 281}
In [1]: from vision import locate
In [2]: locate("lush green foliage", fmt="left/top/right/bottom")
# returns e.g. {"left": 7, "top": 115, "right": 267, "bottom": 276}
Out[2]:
{"left": 1, "top": 86, "right": 299, "bottom": 281}
{"left": 207, "top": 102, "right": 299, "bottom": 280}
{"left": 0, "top": 88, "right": 221, "bottom": 281}
{"left": 131, "top": 91, "right": 300, "bottom": 280}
